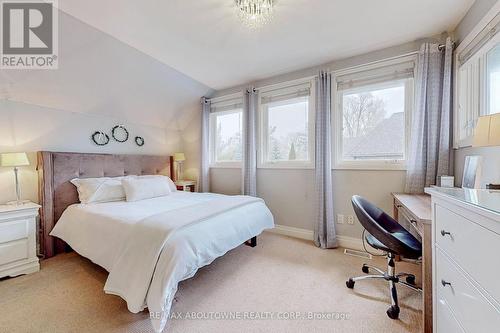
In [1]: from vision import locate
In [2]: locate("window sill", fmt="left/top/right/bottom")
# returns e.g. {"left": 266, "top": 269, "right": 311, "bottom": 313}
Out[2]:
{"left": 333, "top": 162, "right": 407, "bottom": 171}
{"left": 258, "top": 162, "right": 315, "bottom": 170}
{"left": 209, "top": 164, "right": 242, "bottom": 169}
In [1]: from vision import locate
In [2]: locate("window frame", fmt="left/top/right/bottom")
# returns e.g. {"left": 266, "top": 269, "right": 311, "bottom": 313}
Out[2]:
{"left": 258, "top": 79, "right": 316, "bottom": 169}
{"left": 485, "top": 39, "right": 500, "bottom": 117}
{"left": 453, "top": 5, "right": 500, "bottom": 148}
{"left": 209, "top": 107, "right": 243, "bottom": 169}
{"left": 332, "top": 58, "right": 415, "bottom": 171}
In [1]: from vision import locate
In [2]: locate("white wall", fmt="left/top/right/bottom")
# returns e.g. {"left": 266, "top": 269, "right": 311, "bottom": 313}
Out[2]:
{"left": 453, "top": 0, "right": 500, "bottom": 185}
{"left": 209, "top": 168, "right": 405, "bottom": 238}
{"left": 0, "top": 9, "right": 211, "bottom": 204}
{"left": 190, "top": 37, "right": 445, "bottom": 240}
{"left": 0, "top": 100, "right": 177, "bottom": 204}
{"left": 455, "top": 146, "right": 500, "bottom": 187}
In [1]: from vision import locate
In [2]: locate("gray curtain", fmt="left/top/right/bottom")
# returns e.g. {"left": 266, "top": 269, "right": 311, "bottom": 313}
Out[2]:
{"left": 406, "top": 38, "right": 454, "bottom": 193}
{"left": 314, "top": 72, "right": 337, "bottom": 249}
{"left": 242, "top": 88, "right": 258, "bottom": 196}
{"left": 200, "top": 97, "right": 211, "bottom": 192}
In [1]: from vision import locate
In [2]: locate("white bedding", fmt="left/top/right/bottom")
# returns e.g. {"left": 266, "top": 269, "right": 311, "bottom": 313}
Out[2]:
{"left": 50, "top": 191, "right": 274, "bottom": 332}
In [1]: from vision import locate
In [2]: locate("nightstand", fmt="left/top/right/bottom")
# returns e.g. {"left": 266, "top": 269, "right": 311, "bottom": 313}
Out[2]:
{"left": 0, "top": 202, "right": 40, "bottom": 278}
{"left": 175, "top": 180, "right": 196, "bottom": 192}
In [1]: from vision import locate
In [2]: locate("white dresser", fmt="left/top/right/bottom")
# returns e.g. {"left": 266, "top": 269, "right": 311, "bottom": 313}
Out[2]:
{"left": 0, "top": 202, "right": 40, "bottom": 278}
{"left": 425, "top": 188, "right": 500, "bottom": 333}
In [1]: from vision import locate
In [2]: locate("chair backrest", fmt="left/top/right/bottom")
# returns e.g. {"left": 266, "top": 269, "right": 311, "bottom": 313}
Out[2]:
{"left": 351, "top": 195, "right": 410, "bottom": 254}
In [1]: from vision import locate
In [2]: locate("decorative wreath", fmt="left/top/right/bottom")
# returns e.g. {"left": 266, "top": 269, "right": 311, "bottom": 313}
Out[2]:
{"left": 91, "top": 131, "right": 110, "bottom": 146}
{"left": 112, "top": 125, "right": 129, "bottom": 143}
{"left": 135, "top": 136, "right": 145, "bottom": 147}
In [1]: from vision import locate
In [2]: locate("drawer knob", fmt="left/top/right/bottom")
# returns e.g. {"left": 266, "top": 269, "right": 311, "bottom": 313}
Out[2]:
{"left": 410, "top": 219, "right": 417, "bottom": 225}
{"left": 440, "top": 230, "right": 451, "bottom": 237}
{"left": 441, "top": 279, "right": 452, "bottom": 287}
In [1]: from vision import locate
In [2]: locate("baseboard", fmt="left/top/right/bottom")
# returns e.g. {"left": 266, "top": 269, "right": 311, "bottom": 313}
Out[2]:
{"left": 266, "top": 224, "right": 365, "bottom": 252}
{"left": 267, "top": 224, "right": 314, "bottom": 241}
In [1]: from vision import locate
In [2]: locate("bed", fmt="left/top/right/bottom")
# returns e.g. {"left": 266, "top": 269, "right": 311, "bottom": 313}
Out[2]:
{"left": 37, "top": 151, "right": 274, "bottom": 332}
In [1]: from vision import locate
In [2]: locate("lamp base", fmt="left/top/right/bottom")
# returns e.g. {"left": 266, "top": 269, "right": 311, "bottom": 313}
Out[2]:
{"left": 6, "top": 200, "right": 31, "bottom": 206}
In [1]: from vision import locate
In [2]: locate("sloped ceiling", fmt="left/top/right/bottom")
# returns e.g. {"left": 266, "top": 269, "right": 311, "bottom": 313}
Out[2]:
{"left": 56, "top": 0, "right": 475, "bottom": 90}
{"left": 0, "top": 10, "right": 213, "bottom": 130}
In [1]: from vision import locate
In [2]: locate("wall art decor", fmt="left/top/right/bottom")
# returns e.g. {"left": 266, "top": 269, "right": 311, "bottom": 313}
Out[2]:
{"left": 135, "top": 136, "right": 145, "bottom": 147}
{"left": 112, "top": 125, "right": 129, "bottom": 143}
{"left": 91, "top": 131, "right": 110, "bottom": 146}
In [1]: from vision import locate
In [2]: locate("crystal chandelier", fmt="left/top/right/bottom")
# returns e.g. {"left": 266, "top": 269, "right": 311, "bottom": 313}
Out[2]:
{"left": 235, "top": 0, "right": 274, "bottom": 28}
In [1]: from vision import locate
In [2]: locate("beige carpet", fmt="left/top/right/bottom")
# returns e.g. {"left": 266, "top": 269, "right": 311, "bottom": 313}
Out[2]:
{"left": 0, "top": 233, "right": 422, "bottom": 333}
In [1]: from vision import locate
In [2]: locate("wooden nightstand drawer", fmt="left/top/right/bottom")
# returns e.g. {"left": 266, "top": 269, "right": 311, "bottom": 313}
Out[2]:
{"left": 0, "top": 240, "right": 28, "bottom": 266}
{"left": 175, "top": 181, "right": 196, "bottom": 192}
{"left": 0, "top": 202, "right": 40, "bottom": 278}
{"left": 0, "top": 219, "right": 28, "bottom": 243}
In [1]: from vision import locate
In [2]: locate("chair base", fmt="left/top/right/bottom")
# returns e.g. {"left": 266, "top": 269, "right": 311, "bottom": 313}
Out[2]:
{"left": 345, "top": 253, "right": 421, "bottom": 319}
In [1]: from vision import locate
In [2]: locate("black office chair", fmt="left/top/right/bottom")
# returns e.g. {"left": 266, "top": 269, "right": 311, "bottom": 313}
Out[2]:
{"left": 346, "top": 195, "right": 422, "bottom": 319}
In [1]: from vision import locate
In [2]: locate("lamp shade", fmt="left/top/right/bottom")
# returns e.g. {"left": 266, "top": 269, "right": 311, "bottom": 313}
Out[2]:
{"left": 0, "top": 152, "right": 29, "bottom": 167}
{"left": 473, "top": 114, "right": 500, "bottom": 147}
{"left": 174, "top": 152, "right": 186, "bottom": 161}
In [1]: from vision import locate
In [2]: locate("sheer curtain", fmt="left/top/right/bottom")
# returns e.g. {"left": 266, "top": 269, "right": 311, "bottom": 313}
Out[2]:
{"left": 314, "top": 71, "right": 337, "bottom": 249}
{"left": 200, "top": 97, "right": 211, "bottom": 192}
{"left": 242, "top": 88, "right": 258, "bottom": 196}
{"left": 406, "top": 38, "right": 453, "bottom": 193}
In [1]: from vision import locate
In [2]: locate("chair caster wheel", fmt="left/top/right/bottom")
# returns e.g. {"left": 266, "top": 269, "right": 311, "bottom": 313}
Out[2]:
{"left": 346, "top": 278, "right": 355, "bottom": 289}
{"left": 406, "top": 275, "right": 416, "bottom": 285}
{"left": 362, "top": 265, "right": 369, "bottom": 274}
{"left": 386, "top": 305, "right": 400, "bottom": 319}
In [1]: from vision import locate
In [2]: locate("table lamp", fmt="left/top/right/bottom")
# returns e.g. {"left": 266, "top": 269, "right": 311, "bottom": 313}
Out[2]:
{"left": 473, "top": 114, "right": 500, "bottom": 147}
{"left": 0, "top": 152, "right": 30, "bottom": 205}
{"left": 174, "top": 152, "right": 186, "bottom": 181}
{"left": 472, "top": 114, "right": 500, "bottom": 189}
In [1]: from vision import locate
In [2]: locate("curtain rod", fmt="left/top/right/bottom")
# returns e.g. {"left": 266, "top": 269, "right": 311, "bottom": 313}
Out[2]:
{"left": 438, "top": 41, "right": 455, "bottom": 51}
{"left": 211, "top": 42, "right": 452, "bottom": 100}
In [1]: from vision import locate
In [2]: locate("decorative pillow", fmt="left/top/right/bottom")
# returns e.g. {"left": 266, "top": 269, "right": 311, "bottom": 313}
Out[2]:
{"left": 122, "top": 177, "right": 172, "bottom": 202}
{"left": 70, "top": 176, "right": 129, "bottom": 204}
{"left": 136, "top": 175, "right": 177, "bottom": 192}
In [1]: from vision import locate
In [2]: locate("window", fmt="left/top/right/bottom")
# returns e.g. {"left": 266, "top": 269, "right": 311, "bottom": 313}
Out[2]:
{"left": 259, "top": 81, "right": 315, "bottom": 168}
{"left": 209, "top": 97, "right": 243, "bottom": 167}
{"left": 334, "top": 57, "right": 415, "bottom": 169}
{"left": 454, "top": 10, "right": 499, "bottom": 147}
{"left": 486, "top": 44, "right": 500, "bottom": 115}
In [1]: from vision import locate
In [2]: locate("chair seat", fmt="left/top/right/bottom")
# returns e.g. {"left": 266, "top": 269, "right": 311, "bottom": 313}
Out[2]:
{"left": 365, "top": 232, "right": 422, "bottom": 259}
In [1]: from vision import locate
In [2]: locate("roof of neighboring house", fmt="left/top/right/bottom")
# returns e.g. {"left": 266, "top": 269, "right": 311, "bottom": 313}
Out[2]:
{"left": 344, "top": 112, "right": 404, "bottom": 159}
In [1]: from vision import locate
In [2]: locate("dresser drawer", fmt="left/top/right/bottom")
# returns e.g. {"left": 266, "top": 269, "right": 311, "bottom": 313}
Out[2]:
{"left": 435, "top": 204, "right": 500, "bottom": 300}
{"left": 436, "top": 297, "right": 465, "bottom": 333}
{"left": 0, "top": 219, "right": 28, "bottom": 243}
{"left": 436, "top": 249, "right": 500, "bottom": 332}
{"left": 0, "top": 239, "right": 29, "bottom": 266}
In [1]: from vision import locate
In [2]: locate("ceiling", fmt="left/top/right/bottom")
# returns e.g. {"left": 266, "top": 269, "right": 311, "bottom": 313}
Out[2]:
{"left": 56, "top": 0, "right": 475, "bottom": 90}
{"left": 0, "top": 11, "right": 211, "bottom": 130}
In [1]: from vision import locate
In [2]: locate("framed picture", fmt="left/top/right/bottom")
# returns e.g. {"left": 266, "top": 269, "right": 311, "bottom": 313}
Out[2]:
{"left": 462, "top": 155, "right": 483, "bottom": 189}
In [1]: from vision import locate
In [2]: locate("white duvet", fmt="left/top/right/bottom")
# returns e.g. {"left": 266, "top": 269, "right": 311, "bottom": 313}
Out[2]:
{"left": 50, "top": 191, "right": 274, "bottom": 332}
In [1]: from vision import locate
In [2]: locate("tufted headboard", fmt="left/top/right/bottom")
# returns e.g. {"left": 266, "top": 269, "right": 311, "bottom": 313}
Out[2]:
{"left": 37, "top": 151, "right": 174, "bottom": 258}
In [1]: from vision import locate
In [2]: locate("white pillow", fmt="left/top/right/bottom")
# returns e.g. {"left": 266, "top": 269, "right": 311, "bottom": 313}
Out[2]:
{"left": 136, "top": 175, "right": 177, "bottom": 192}
{"left": 71, "top": 176, "right": 129, "bottom": 204}
{"left": 122, "top": 177, "right": 172, "bottom": 202}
